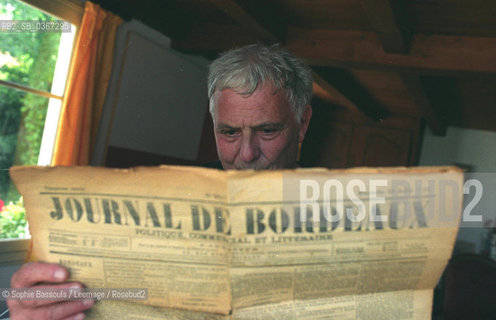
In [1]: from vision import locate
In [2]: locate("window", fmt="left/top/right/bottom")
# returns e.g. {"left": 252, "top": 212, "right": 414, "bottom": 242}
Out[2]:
{"left": 0, "top": 0, "right": 81, "bottom": 238}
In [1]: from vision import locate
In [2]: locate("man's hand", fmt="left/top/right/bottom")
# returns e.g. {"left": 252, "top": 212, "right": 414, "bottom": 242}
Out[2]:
{"left": 8, "top": 262, "right": 94, "bottom": 320}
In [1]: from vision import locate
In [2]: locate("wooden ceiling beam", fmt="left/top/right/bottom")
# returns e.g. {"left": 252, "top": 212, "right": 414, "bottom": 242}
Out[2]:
{"left": 209, "top": 0, "right": 286, "bottom": 43}
{"left": 312, "top": 71, "right": 362, "bottom": 114}
{"left": 311, "top": 69, "right": 384, "bottom": 121}
{"left": 203, "top": 3, "right": 379, "bottom": 120}
{"left": 286, "top": 28, "right": 496, "bottom": 75}
{"left": 359, "top": 0, "right": 441, "bottom": 134}
{"left": 360, "top": 0, "right": 411, "bottom": 54}
{"left": 313, "top": 67, "right": 389, "bottom": 122}
{"left": 401, "top": 74, "right": 446, "bottom": 135}
{"left": 171, "top": 24, "right": 259, "bottom": 53}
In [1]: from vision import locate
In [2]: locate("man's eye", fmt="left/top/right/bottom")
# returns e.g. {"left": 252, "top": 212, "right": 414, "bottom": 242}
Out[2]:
{"left": 221, "top": 130, "right": 238, "bottom": 136}
{"left": 259, "top": 128, "right": 279, "bottom": 138}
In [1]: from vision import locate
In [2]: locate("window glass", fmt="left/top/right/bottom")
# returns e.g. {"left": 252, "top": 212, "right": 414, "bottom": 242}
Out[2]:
{"left": 0, "top": 0, "right": 75, "bottom": 238}
{"left": 0, "top": 0, "right": 64, "bottom": 91}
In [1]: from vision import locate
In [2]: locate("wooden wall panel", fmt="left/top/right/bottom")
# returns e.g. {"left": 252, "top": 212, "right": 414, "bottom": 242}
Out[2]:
{"left": 348, "top": 126, "right": 412, "bottom": 167}
{"left": 301, "top": 107, "right": 423, "bottom": 169}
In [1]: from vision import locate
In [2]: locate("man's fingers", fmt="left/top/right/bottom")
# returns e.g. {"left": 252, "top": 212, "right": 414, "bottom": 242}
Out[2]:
{"left": 61, "top": 312, "right": 86, "bottom": 320}
{"left": 37, "top": 300, "right": 94, "bottom": 320}
{"left": 11, "top": 262, "right": 68, "bottom": 288}
{"left": 8, "top": 262, "right": 95, "bottom": 319}
{"left": 17, "top": 299, "right": 93, "bottom": 320}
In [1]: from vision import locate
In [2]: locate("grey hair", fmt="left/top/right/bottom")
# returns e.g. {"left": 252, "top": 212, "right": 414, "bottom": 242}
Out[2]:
{"left": 207, "top": 44, "right": 313, "bottom": 122}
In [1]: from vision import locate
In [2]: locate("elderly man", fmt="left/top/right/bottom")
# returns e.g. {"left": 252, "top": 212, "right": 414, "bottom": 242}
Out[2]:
{"left": 208, "top": 44, "right": 312, "bottom": 170}
{"left": 8, "top": 44, "right": 313, "bottom": 319}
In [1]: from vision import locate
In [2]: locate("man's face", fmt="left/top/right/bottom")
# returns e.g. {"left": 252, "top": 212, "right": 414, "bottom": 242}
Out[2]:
{"left": 213, "top": 84, "right": 312, "bottom": 170}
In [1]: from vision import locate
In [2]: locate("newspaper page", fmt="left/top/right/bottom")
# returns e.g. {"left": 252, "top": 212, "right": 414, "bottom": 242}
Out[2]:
{"left": 228, "top": 167, "right": 462, "bottom": 319}
{"left": 10, "top": 165, "right": 464, "bottom": 319}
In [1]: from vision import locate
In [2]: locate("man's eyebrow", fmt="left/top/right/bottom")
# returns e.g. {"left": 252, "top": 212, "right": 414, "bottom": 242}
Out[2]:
{"left": 216, "top": 123, "right": 239, "bottom": 130}
{"left": 252, "top": 122, "right": 286, "bottom": 130}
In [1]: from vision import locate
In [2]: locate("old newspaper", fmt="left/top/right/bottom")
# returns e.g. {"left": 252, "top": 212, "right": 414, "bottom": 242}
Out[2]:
{"left": 10, "top": 165, "right": 463, "bottom": 319}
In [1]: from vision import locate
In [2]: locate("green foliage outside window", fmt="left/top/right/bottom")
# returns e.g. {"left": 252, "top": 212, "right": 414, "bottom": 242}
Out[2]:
{"left": 0, "top": 197, "right": 27, "bottom": 238}
{"left": 0, "top": 0, "right": 62, "bottom": 238}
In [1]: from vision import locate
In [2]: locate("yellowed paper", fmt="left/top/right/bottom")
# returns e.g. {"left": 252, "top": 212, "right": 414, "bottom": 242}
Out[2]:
{"left": 10, "top": 165, "right": 464, "bottom": 319}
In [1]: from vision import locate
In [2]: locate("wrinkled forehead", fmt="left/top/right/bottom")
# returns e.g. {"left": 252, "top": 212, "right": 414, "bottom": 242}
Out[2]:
{"left": 212, "top": 89, "right": 298, "bottom": 129}
{"left": 213, "top": 85, "right": 294, "bottom": 126}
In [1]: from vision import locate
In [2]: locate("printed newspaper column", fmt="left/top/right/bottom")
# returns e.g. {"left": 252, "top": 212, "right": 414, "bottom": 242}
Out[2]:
{"left": 272, "top": 167, "right": 463, "bottom": 319}
{"left": 10, "top": 165, "right": 232, "bottom": 315}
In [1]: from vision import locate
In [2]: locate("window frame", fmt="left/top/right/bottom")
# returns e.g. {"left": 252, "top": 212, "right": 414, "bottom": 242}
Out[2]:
{"left": 23, "top": 0, "right": 83, "bottom": 26}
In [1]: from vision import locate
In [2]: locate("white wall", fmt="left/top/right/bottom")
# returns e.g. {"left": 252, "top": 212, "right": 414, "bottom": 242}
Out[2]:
{"left": 419, "top": 126, "right": 496, "bottom": 253}
{"left": 420, "top": 127, "right": 496, "bottom": 172}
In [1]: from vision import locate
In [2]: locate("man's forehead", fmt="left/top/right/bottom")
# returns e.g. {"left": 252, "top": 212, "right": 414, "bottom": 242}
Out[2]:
{"left": 215, "top": 86, "right": 293, "bottom": 122}
{"left": 214, "top": 107, "right": 290, "bottom": 130}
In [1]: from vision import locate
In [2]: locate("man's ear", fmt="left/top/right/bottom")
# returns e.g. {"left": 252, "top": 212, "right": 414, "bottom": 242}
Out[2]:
{"left": 298, "top": 105, "right": 312, "bottom": 143}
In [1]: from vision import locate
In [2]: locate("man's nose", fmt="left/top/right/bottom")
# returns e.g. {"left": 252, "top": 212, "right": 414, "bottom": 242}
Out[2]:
{"left": 240, "top": 133, "right": 260, "bottom": 163}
